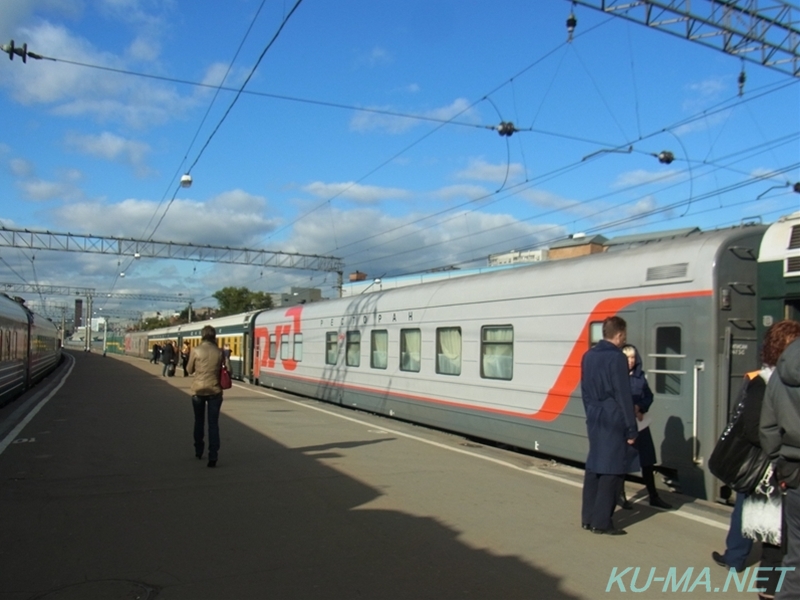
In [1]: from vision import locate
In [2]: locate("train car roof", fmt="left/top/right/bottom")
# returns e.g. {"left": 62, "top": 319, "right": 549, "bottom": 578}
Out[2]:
{"left": 759, "top": 211, "right": 800, "bottom": 264}
{"left": 0, "top": 293, "right": 31, "bottom": 322}
{"left": 256, "top": 222, "right": 767, "bottom": 320}
{"left": 146, "top": 310, "right": 262, "bottom": 338}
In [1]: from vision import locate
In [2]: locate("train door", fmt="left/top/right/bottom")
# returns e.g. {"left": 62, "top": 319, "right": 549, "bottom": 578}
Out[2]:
{"left": 644, "top": 306, "right": 705, "bottom": 496}
{"left": 243, "top": 331, "right": 251, "bottom": 383}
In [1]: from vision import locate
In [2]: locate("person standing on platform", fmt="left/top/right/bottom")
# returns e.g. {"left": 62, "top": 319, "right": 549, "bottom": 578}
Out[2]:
{"left": 180, "top": 341, "right": 191, "bottom": 377}
{"left": 760, "top": 330, "right": 800, "bottom": 600}
{"left": 187, "top": 325, "right": 229, "bottom": 468}
{"left": 621, "top": 344, "right": 672, "bottom": 509}
{"left": 161, "top": 341, "right": 176, "bottom": 377}
{"left": 580, "top": 315, "right": 638, "bottom": 536}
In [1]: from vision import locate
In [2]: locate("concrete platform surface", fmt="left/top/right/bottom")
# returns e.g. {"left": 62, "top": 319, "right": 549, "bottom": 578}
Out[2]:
{"left": 0, "top": 351, "right": 758, "bottom": 599}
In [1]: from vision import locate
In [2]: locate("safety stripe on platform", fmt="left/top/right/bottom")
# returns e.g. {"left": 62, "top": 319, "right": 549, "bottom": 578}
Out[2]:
{"left": 0, "top": 354, "right": 75, "bottom": 456}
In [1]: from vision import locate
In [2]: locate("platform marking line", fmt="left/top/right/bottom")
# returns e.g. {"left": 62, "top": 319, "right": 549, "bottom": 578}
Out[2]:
{"left": 240, "top": 384, "right": 728, "bottom": 531}
{"left": 0, "top": 354, "right": 75, "bottom": 457}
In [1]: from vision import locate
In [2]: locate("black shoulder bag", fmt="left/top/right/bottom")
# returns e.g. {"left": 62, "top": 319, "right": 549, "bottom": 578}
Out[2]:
{"left": 708, "top": 376, "right": 770, "bottom": 494}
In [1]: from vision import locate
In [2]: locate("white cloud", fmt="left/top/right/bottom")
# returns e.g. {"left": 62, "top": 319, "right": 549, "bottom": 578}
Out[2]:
{"left": 9, "top": 157, "right": 35, "bottom": 177}
{"left": 349, "top": 98, "right": 478, "bottom": 134}
{"left": 612, "top": 168, "right": 680, "bottom": 188}
{"left": 625, "top": 195, "right": 659, "bottom": 217}
{"left": 19, "top": 178, "right": 81, "bottom": 202}
{"left": 367, "top": 47, "right": 390, "bottom": 66}
{"left": 126, "top": 35, "right": 159, "bottom": 62}
{"left": 302, "top": 181, "right": 411, "bottom": 205}
{"left": 65, "top": 131, "right": 152, "bottom": 175}
{"left": 433, "top": 184, "right": 491, "bottom": 201}
{"left": 49, "top": 190, "right": 276, "bottom": 246}
{"left": 285, "top": 207, "right": 562, "bottom": 277}
{"left": 455, "top": 158, "right": 525, "bottom": 184}
{"left": 3, "top": 21, "right": 195, "bottom": 128}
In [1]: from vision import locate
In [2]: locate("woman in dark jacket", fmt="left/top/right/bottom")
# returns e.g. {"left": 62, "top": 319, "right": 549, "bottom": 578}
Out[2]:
{"left": 621, "top": 345, "right": 671, "bottom": 509}
{"left": 712, "top": 320, "right": 800, "bottom": 599}
{"left": 160, "top": 341, "right": 177, "bottom": 377}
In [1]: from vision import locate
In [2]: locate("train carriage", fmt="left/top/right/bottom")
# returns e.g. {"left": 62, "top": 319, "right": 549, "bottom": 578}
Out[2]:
{"left": 758, "top": 211, "right": 800, "bottom": 340}
{"left": 253, "top": 223, "right": 767, "bottom": 500}
{"left": 145, "top": 312, "right": 261, "bottom": 381}
{"left": 0, "top": 295, "right": 32, "bottom": 405}
{"left": 0, "top": 293, "right": 62, "bottom": 408}
{"left": 123, "top": 330, "right": 150, "bottom": 359}
{"left": 28, "top": 310, "right": 60, "bottom": 384}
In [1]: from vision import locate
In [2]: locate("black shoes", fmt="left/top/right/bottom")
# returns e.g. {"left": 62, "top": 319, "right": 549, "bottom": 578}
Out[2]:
{"left": 207, "top": 460, "right": 217, "bottom": 468}
{"left": 711, "top": 551, "right": 727, "bottom": 568}
{"left": 650, "top": 496, "right": 673, "bottom": 509}
{"left": 195, "top": 453, "right": 203, "bottom": 460}
{"left": 581, "top": 523, "right": 590, "bottom": 530}
{"left": 711, "top": 551, "right": 745, "bottom": 573}
{"left": 591, "top": 527, "right": 627, "bottom": 536}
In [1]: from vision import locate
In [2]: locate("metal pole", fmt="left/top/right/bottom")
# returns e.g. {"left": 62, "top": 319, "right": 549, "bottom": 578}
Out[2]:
{"left": 102, "top": 318, "right": 107, "bottom": 356}
{"left": 188, "top": 302, "right": 192, "bottom": 323}
{"left": 85, "top": 295, "right": 93, "bottom": 352}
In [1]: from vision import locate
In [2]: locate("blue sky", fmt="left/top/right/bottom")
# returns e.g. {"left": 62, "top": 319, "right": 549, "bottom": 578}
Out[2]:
{"left": 1, "top": 0, "right": 798, "bottom": 318}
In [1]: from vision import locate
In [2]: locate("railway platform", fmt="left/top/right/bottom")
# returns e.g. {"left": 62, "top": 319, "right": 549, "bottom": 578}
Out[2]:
{"left": 0, "top": 351, "right": 768, "bottom": 599}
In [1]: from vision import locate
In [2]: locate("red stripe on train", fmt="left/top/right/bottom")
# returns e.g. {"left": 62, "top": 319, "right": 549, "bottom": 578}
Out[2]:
{"left": 258, "top": 290, "right": 711, "bottom": 421}
{"left": 536, "top": 290, "right": 712, "bottom": 422}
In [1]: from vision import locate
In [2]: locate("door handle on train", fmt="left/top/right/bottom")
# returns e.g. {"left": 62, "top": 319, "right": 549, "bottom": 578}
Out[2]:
{"left": 693, "top": 360, "right": 705, "bottom": 465}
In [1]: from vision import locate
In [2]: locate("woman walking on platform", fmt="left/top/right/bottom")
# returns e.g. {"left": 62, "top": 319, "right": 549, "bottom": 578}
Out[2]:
{"left": 187, "top": 325, "right": 230, "bottom": 468}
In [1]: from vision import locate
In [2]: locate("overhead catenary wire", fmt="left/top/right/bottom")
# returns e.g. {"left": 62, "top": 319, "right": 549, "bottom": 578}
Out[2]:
{"left": 100, "top": 0, "right": 302, "bottom": 309}
{"left": 4, "top": 8, "right": 798, "bottom": 300}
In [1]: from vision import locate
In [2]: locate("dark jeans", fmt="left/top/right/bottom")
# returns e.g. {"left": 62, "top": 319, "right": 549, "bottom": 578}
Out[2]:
{"left": 722, "top": 492, "right": 753, "bottom": 571}
{"left": 582, "top": 470, "right": 623, "bottom": 531}
{"left": 192, "top": 393, "right": 223, "bottom": 461}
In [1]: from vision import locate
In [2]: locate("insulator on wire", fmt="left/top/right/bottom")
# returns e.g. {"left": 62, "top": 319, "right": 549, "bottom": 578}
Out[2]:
{"left": 657, "top": 151, "right": 674, "bottom": 165}
{"left": 566, "top": 12, "right": 577, "bottom": 42}
{"left": 2, "top": 39, "right": 41, "bottom": 62}
{"left": 738, "top": 68, "right": 746, "bottom": 97}
{"left": 496, "top": 121, "right": 516, "bottom": 137}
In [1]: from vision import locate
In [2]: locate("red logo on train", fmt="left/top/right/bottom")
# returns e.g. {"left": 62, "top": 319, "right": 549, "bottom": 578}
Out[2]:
{"left": 257, "top": 305, "right": 303, "bottom": 372}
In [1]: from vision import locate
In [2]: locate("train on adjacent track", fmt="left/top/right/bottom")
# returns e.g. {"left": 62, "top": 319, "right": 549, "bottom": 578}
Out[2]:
{"left": 126, "top": 212, "right": 800, "bottom": 501}
{"left": 0, "top": 294, "right": 62, "bottom": 408}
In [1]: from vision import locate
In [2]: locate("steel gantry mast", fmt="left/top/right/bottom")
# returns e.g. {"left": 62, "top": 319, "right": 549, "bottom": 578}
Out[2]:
{"left": 0, "top": 226, "right": 346, "bottom": 295}
{"left": 571, "top": 0, "right": 800, "bottom": 77}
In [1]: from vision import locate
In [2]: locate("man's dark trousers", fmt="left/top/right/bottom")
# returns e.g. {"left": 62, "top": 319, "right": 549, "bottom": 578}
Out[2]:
{"left": 582, "top": 469, "right": 623, "bottom": 531}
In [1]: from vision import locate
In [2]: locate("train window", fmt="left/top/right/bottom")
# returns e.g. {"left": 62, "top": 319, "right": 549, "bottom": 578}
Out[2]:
{"left": 326, "top": 332, "right": 338, "bottom": 365}
{"left": 280, "top": 333, "right": 290, "bottom": 360}
{"left": 654, "top": 326, "right": 684, "bottom": 395}
{"left": 589, "top": 322, "right": 603, "bottom": 347}
{"left": 0, "top": 331, "right": 3, "bottom": 360}
{"left": 346, "top": 331, "right": 361, "bottom": 367}
{"left": 436, "top": 327, "right": 462, "bottom": 376}
{"left": 269, "top": 334, "right": 277, "bottom": 360}
{"left": 294, "top": 334, "right": 303, "bottom": 361}
{"left": 481, "top": 325, "right": 513, "bottom": 380}
{"left": 400, "top": 329, "right": 421, "bottom": 372}
{"left": 371, "top": 330, "right": 388, "bottom": 369}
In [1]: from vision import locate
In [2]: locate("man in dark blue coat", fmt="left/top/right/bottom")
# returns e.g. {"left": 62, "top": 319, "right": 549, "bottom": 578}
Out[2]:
{"left": 580, "top": 316, "right": 638, "bottom": 535}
